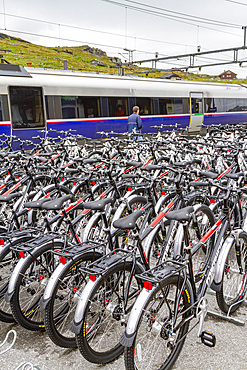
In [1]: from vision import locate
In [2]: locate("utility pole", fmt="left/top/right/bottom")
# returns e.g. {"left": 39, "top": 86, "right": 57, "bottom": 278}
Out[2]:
{"left": 123, "top": 48, "right": 135, "bottom": 64}
{"left": 243, "top": 26, "right": 247, "bottom": 48}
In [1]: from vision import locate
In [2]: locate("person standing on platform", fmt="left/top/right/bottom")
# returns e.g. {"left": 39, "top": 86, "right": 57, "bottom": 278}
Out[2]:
{"left": 127, "top": 106, "right": 142, "bottom": 140}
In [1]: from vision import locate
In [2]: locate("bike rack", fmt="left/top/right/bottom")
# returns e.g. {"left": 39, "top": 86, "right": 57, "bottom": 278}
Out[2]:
{"left": 0, "top": 330, "right": 41, "bottom": 370}
{"left": 0, "top": 329, "right": 16, "bottom": 355}
{"left": 206, "top": 288, "right": 246, "bottom": 326}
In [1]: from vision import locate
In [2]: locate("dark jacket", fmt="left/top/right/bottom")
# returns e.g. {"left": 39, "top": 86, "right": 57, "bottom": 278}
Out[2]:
{"left": 127, "top": 113, "right": 142, "bottom": 134}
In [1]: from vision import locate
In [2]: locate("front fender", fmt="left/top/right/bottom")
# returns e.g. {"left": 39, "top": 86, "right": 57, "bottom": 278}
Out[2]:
{"left": 81, "top": 212, "right": 101, "bottom": 242}
{"left": 211, "top": 235, "right": 235, "bottom": 292}
{"left": 173, "top": 223, "right": 184, "bottom": 258}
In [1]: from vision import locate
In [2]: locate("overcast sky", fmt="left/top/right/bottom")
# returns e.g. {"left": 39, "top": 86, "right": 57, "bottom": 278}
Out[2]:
{"left": 1, "top": 0, "right": 247, "bottom": 77}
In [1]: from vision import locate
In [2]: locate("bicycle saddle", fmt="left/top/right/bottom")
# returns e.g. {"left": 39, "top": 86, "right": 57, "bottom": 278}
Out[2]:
{"left": 0, "top": 192, "right": 22, "bottom": 203}
{"left": 199, "top": 170, "right": 218, "bottom": 179}
{"left": 140, "top": 164, "right": 162, "bottom": 171}
{"left": 25, "top": 197, "right": 51, "bottom": 209}
{"left": 41, "top": 194, "right": 74, "bottom": 211}
{"left": 122, "top": 174, "right": 137, "bottom": 179}
{"left": 165, "top": 206, "right": 194, "bottom": 222}
{"left": 226, "top": 172, "right": 244, "bottom": 180}
{"left": 189, "top": 181, "right": 209, "bottom": 187}
{"left": 113, "top": 209, "right": 145, "bottom": 230}
{"left": 81, "top": 197, "right": 114, "bottom": 211}
{"left": 126, "top": 161, "right": 143, "bottom": 168}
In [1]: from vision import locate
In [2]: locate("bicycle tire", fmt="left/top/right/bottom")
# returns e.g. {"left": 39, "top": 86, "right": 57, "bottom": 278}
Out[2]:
{"left": 9, "top": 239, "right": 64, "bottom": 331}
{"left": 76, "top": 260, "right": 143, "bottom": 364}
{"left": 124, "top": 275, "right": 193, "bottom": 370}
{"left": 216, "top": 231, "right": 247, "bottom": 314}
{"left": 44, "top": 250, "right": 102, "bottom": 348}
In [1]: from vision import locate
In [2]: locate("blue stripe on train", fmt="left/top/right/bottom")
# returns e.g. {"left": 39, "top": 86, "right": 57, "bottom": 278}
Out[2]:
{"left": 47, "top": 115, "right": 191, "bottom": 138}
{"left": 7, "top": 111, "right": 247, "bottom": 148}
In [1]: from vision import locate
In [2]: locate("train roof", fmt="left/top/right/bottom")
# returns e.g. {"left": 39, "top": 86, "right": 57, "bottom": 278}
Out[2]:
{"left": 0, "top": 65, "right": 246, "bottom": 99}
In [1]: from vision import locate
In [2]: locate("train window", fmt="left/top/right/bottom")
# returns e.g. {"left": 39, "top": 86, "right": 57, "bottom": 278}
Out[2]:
{"left": 76, "top": 97, "right": 100, "bottom": 118}
{"left": 9, "top": 87, "right": 45, "bottom": 129}
{"left": 136, "top": 98, "right": 152, "bottom": 115}
{"left": 206, "top": 98, "right": 247, "bottom": 113}
{"left": 159, "top": 98, "right": 189, "bottom": 115}
{"left": 205, "top": 98, "right": 217, "bottom": 113}
{"left": 46, "top": 96, "right": 101, "bottom": 119}
{"left": 61, "top": 96, "right": 77, "bottom": 119}
{"left": 0, "top": 95, "right": 10, "bottom": 121}
{"left": 191, "top": 98, "right": 203, "bottom": 114}
{"left": 108, "top": 97, "right": 128, "bottom": 117}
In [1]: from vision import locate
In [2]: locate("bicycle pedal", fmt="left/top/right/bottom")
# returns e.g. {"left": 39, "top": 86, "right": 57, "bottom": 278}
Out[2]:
{"left": 200, "top": 331, "right": 216, "bottom": 348}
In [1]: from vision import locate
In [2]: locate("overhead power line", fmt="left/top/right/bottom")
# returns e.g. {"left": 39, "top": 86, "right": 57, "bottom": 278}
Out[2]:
{"left": 225, "top": 0, "right": 247, "bottom": 6}
{"left": 0, "top": 11, "right": 196, "bottom": 49}
{"left": 101, "top": 0, "right": 242, "bottom": 34}
{"left": 0, "top": 27, "right": 177, "bottom": 58}
{"left": 122, "top": 0, "right": 241, "bottom": 27}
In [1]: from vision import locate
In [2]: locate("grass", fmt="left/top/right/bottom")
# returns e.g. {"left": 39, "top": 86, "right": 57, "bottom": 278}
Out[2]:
{"left": 0, "top": 33, "right": 246, "bottom": 84}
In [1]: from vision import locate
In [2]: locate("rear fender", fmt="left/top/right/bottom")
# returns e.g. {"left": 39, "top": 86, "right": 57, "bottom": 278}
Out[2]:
{"left": 39, "top": 262, "right": 67, "bottom": 310}
{"left": 70, "top": 279, "right": 97, "bottom": 334}
{"left": 40, "top": 250, "right": 102, "bottom": 310}
{"left": 5, "top": 238, "right": 62, "bottom": 302}
{"left": 5, "top": 257, "right": 27, "bottom": 302}
{"left": 119, "top": 287, "right": 154, "bottom": 347}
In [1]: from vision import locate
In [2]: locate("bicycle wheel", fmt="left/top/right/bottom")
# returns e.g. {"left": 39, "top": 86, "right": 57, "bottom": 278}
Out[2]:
{"left": 188, "top": 205, "right": 215, "bottom": 280}
{"left": 44, "top": 251, "right": 102, "bottom": 348}
{"left": 0, "top": 231, "right": 39, "bottom": 323}
{"left": 76, "top": 260, "right": 143, "bottom": 364}
{"left": 9, "top": 240, "right": 64, "bottom": 331}
{"left": 0, "top": 246, "right": 18, "bottom": 323}
{"left": 216, "top": 231, "right": 247, "bottom": 314}
{"left": 124, "top": 275, "right": 193, "bottom": 370}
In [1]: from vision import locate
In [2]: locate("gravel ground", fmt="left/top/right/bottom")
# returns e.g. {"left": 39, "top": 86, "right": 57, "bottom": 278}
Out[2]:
{"left": 0, "top": 294, "right": 246, "bottom": 370}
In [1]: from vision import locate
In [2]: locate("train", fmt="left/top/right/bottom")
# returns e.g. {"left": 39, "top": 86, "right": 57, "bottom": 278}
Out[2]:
{"left": 0, "top": 63, "right": 247, "bottom": 143}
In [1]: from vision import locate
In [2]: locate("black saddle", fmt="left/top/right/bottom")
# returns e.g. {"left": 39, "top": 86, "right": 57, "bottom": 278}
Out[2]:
{"left": 25, "top": 197, "right": 51, "bottom": 209}
{"left": 190, "top": 181, "right": 209, "bottom": 187}
{"left": 41, "top": 194, "right": 74, "bottom": 211}
{"left": 140, "top": 164, "right": 162, "bottom": 171}
{"left": 81, "top": 197, "right": 114, "bottom": 211}
{"left": 199, "top": 170, "right": 218, "bottom": 179}
{"left": 113, "top": 209, "right": 144, "bottom": 230}
{"left": 0, "top": 192, "right": 22, "bottom": 203}
{"left": 83, "top": 158, "right": 98, "bottom": 165}
{"left": 165, "top": 206, "right": 194, "bottom": 222}
{"left": 122, "top": 174, "right": 137, "bottom": 179}
{"left": 226, "top": 172, "right": 244, "bottom": 180}
{"left": 126, "top": 161, "right": 143, "bottom": 168}
{"left": 173, "top": 162, "right": 187, "bottom": 168}
{"left": 65, "top": 168, "right": 79, "bottom": 174}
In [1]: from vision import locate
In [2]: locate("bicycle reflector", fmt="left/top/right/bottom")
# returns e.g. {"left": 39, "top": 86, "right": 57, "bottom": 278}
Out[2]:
{"left": 0, "top": 239, "right": 4, "bottom": 245}
{"left": 60, "top": 256, "right": 66, "bottom": 264}
{"left": 89, "top": 274, "right": 96, "bottom": 281}
{"left": 144, "top": 281, "right": 153, "bottom": 290}
{"left": 19, "top": 252, "right": 25, "bottom": 258}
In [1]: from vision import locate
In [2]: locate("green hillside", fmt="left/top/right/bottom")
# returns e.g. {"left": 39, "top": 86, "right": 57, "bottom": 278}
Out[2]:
{"left": 0, "top": 33, "right": 246, "bottom": 83}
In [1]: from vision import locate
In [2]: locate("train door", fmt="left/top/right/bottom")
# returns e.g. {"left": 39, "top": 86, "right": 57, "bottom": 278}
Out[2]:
{"left": 189, "top": 92, "right": 204, "bottom": 132}
{"left": 9, "top": 86, "right": 46, "bottom": 148}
